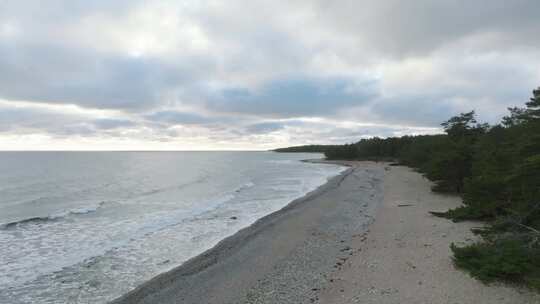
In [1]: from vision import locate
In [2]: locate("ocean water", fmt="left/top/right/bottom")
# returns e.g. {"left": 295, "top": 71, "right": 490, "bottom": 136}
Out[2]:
{"left": 0, "top": 152, "right": 344, "bottom": 304}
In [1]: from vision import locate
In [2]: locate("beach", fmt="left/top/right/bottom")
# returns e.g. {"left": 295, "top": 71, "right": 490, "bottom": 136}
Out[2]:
{"left": 0, "top": 152, "right": 346, "bottom": 303}
{"left": 112, "top": 161, "right": 540, "bottom": 304}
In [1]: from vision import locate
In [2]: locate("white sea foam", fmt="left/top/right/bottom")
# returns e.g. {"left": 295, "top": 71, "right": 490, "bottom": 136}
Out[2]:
{"left": 0, "top": 152, "right": 344, "bottom": 304}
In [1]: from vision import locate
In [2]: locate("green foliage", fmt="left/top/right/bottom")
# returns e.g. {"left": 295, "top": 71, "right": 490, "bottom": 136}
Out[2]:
{"left": 322, "top": 111, "right": 488, "bottom": 194}
{"left": 451, "top": 237, "right": 540, "bottom": 290}
{"left": 273, "top": 145, "right": 336, "bottom": 153}
{"left": 325, "top": 144, "right": 359, "bottom": 160}
{"left": 278, "top": 87, "right": 540, "bottom": 232}
{"left": 442, "top": 87, "right": 540, "bottom": 291}
{"left": 277, "top": 87, "right": 540, "bottom": 290}
{"left": 524, "top": 87, "right": 540, "bottom": 120}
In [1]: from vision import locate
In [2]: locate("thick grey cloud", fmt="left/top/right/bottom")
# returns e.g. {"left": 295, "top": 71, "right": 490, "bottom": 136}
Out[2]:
{"left": 144, "top": 111, "right": 223, "bottom": 125}
{"left": 311, "top": 0, "right": 540, "bottom": 57}
{"left": 0, "top": 41, "right": 212, "bottom": 110}
{"left": 205, "top": 76, "right": 378, "bottom": 117}
{"left": 0, "top": 0, "right": 539, "bottom": 149}
{"left": 0, "top": 104, "right": 92, "bottom": 135}
{"left": 92, "top": 118, "right": 135, "bottom": 130}
{"left": 244, "top": 122, "right": 286, "bottom": 134}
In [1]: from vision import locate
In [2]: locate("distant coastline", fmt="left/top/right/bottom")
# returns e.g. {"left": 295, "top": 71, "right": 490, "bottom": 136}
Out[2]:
{"left": 273, "top": 145, "right": 332, "bottom": 153}
{"left": 275, "top": 88, "right": 540, "bottom": 292}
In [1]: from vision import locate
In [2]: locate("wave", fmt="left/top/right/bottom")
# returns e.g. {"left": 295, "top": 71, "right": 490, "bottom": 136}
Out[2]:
{"left": 235, "top": 181, "right": 255, "bottom": 193}
{"left": 0, "top": 216, "right": 58, "bottom": 229}
{"left": 0, "top": 201, "right": 107, "bottom": 230}
{"left": 0, "top": 180, "right": 251, "bottom": 232}
{"left": 138, "top": 175, "right": 211, "bottom": 197}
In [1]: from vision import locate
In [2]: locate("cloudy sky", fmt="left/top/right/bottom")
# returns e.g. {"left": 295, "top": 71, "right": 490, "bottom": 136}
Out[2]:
{"left": 1, "top": 0, "right": 539, "bottom": 150}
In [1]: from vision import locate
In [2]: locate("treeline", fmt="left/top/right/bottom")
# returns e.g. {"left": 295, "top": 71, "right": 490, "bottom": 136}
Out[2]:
{"left": 320, "top": 88, "right": 540, "bottom": 289}
{"left": 273, "top": 145, "right": 333, "bottom": 153}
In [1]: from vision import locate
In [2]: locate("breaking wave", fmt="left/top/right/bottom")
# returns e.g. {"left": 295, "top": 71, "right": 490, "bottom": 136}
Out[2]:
{"left": 0, "top": 201, "right": 107, "bottom": 230}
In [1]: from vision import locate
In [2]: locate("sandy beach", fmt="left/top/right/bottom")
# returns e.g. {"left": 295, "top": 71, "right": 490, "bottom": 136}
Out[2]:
{"left": 111, "top": 161, "right": 540, "bottom": 304}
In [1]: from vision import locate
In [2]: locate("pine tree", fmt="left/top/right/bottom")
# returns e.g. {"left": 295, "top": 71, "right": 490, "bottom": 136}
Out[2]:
{"left": 524, "top": 87, "right": 540, "bottom": 121}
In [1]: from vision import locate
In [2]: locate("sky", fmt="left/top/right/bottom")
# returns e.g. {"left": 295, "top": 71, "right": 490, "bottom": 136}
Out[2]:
{"left": 0, "top": 0, "right": 539, "bottom": 150}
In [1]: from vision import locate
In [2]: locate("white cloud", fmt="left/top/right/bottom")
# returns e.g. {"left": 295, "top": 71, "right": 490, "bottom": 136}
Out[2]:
{"left": 0, "top": 0, "right": 539, "bottom": 149}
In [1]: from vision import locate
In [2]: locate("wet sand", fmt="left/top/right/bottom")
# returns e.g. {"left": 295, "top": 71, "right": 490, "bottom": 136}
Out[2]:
{"left": 111, "top": 161, "right": 539, "bottom": 304}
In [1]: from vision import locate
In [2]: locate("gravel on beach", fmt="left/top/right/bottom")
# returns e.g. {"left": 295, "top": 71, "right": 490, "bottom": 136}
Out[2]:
{"left": 112, "top": 162, "right": 383, "bottom": 304}
{"left": 112, "top": 162, "right": 540, "bottom": 304}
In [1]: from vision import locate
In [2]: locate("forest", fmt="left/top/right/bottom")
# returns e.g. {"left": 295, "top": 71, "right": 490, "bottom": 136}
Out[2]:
{"left": 277, "top": 87, "right": 540, "bottom": 290}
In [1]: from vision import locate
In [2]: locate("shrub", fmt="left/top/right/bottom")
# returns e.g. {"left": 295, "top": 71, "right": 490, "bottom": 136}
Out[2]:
{"left": 451, "top": 236, "right": 540, "bottom": 290}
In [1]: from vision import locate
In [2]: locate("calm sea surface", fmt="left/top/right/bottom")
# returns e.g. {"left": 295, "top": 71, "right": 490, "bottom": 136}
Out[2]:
{"left": 0, "top": 151, "right": 343, "bottom": 304}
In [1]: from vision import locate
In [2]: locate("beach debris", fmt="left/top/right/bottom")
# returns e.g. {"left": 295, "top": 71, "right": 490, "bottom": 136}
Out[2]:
{"left": 397, "top": 203, "right": 414, "bottom": 207}
{"left": 367, "top": 262, "right": 378, "bottom": 268}
{"left": 406, "top": 261, "right": 417, "bottom": 269}
{"left": 429, "top": 211, "right": 448, "bottom": 217}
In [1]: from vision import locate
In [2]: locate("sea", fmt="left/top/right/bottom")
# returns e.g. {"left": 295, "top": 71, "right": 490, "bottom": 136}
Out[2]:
{"left": 0, "top": 151, "right": 344, "bottom": 304}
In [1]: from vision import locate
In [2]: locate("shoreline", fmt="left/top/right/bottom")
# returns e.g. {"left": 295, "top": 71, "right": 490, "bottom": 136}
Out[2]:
{"left": 111, "top": 161, "right": 540, "bottom": 304}
{"left": 111, "top": 161, "right": 382, "bottom": 303}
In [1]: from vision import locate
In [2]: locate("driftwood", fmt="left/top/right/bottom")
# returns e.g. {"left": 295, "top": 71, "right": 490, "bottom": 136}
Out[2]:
{"left": 397, "top": 204, "right": 414, "bottom": 207}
